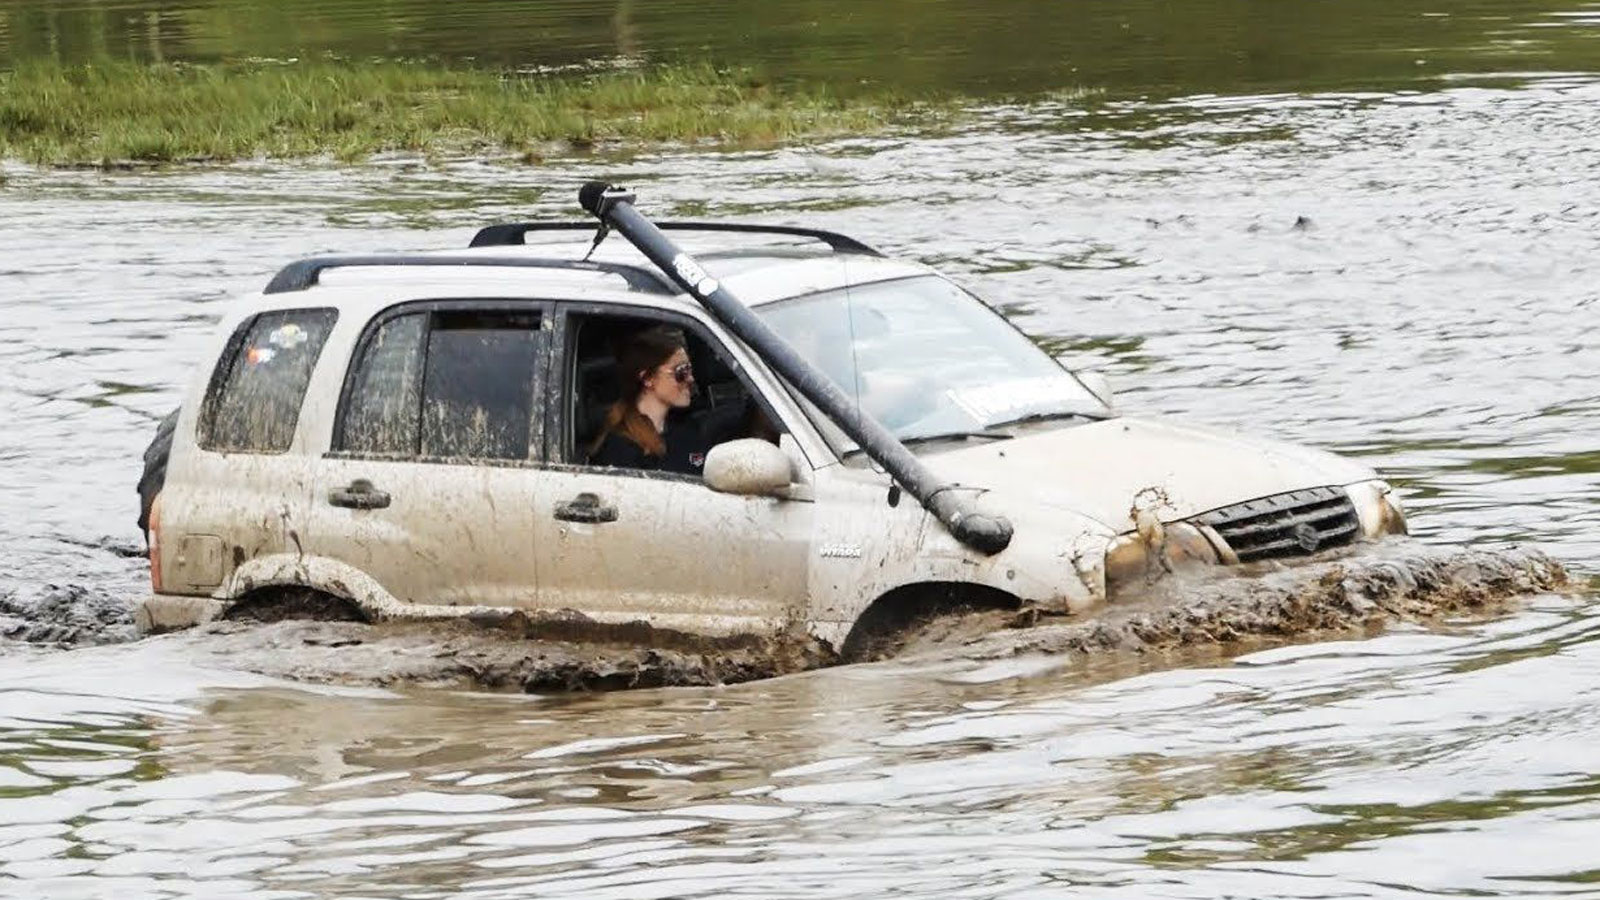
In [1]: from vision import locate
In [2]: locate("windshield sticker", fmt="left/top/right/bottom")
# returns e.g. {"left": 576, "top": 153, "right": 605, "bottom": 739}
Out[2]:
{"left": 267, "top": 323, "right": 309, "bottom": 349}
{"left": 946, "top": 377, "right": 1087, "bottom": 424}
{"left": 246, "top": 346, "right": 277, "bottom": 366}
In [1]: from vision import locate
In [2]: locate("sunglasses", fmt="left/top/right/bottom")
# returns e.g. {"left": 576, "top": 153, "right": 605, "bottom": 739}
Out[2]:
{"left": 665, "top": 362, "right": 694, "bottom": 384}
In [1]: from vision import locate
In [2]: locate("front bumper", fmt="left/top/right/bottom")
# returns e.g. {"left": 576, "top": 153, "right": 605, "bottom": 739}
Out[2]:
{"left": 1106, "top": 480, "right": 1408, "bottom": 595}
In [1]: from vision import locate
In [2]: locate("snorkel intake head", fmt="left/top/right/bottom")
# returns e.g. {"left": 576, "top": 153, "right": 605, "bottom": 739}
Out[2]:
{"left": 578, "top": 181, "right": 636, "bottom": 218}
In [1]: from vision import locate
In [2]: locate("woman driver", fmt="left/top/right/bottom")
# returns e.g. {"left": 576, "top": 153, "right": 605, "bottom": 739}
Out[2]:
{"left": 587, "top": 325, "right": 707, "bottom": 475}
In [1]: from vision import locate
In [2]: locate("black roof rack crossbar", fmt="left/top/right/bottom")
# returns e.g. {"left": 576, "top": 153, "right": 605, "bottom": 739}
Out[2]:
{"left": 263, "top": 254, "right": 676, "bottom": 295}
{"left": 469, "top": 221, "right": 885, "bottom": 257}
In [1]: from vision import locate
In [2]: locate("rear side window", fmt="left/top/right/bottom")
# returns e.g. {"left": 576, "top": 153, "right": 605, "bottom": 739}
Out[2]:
{"left": 337, "top": 308, "right": 542, "bottom": 461}
{"left": 201, "top": 309, "right": 337, "bottom": 453}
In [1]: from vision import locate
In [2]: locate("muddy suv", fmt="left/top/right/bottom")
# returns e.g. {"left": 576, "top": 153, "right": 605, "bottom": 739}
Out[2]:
{"left": 140, "top": 184, "right": 1407, "bottom": 655}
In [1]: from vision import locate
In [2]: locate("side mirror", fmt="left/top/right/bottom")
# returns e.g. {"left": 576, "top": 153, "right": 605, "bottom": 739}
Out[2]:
{"left": 1078, "top": 371, "right": 1115, "bottom": 410}
{"left": 704, "top": 439, "right": 793, "bottom": 496}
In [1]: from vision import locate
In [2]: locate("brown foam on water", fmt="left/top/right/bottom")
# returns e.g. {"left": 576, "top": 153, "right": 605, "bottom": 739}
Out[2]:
{"left": 171, "top": 616, "right": 829, "bottom": 692}
{"left": 0, "top": 583, "right": 139, "bottom": 646}
{"left": 887, "top": 543, "right": 1573, "bottom": 665}
{"left": 127, "top": 543, "right": 1571, "bottom": 692}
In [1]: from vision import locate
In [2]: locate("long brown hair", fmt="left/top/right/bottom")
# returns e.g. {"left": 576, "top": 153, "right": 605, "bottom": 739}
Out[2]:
{"left": 588, "top": 325, "right": 686, "bottom": 459}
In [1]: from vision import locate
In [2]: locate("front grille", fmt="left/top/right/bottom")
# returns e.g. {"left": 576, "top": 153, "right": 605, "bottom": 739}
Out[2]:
{"left": 1192, "top": 486, "right": 1360, "bottom": 563}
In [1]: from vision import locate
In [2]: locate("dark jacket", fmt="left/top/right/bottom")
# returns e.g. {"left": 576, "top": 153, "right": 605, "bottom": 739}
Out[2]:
{"left": 588, "top": 401, "right": 753, "bottom": 477}
{"left": 590, "top": 415, "right": 711, "bottom": 476}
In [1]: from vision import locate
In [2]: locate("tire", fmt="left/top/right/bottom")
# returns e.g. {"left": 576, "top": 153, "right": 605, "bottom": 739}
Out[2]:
{"left": 136, "top": 408, "right": 180, "bottom": 542}
{"left": 839, "top": 582, "right": 1020, "bottom": 663}
{"left": 223, "top": 588, "right": 367, "bottom": 623}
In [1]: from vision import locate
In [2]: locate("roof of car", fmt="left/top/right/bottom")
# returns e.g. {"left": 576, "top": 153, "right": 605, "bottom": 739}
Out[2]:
{"left": 248, "top": 224, "right": 934, "bottom": 318}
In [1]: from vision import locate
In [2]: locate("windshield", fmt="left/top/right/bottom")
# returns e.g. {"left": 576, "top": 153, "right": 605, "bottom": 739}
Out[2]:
{"left": 758, "top": 275, "right": 1106, "bottom": 449}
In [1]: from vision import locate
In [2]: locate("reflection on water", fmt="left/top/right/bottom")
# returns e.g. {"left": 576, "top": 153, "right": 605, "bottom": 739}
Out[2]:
{"left": 1, "top": 0, "right": 1599, "bottom": 98}
{"left": 1, "top": 601, "right": 1596, "bottom": 897}
{"left": 2, "top": 14, "right": 1600, "bottom": 897}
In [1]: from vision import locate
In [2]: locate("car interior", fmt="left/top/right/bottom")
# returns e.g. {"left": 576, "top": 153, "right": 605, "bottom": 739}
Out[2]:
{"left": 565, "top": 312, "right": 779, "bottom": 467}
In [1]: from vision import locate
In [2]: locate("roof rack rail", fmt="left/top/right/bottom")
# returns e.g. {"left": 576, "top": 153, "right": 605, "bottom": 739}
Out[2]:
{"left": 469, "top": 221, "right": 885, "bottom": 257}
{"left": 263, "top": 254, "right": 676, "bottom": 295}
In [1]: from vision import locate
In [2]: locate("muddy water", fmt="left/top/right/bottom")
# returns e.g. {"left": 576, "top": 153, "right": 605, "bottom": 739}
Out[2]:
{"left": 3, "top": 72, "right": 1600, "bottom": 898}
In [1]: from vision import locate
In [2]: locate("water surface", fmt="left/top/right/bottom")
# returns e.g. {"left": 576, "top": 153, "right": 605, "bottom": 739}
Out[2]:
{"left": 2, "top": 7, "right": 1599, "bottom": 897}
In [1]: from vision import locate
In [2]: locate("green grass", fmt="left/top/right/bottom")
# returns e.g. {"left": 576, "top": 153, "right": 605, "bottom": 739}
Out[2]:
{"left": 0, "top": 59, "right": 955, "bottom": 166}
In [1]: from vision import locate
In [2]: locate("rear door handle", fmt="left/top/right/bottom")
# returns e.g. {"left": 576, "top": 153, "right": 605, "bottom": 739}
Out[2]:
{"left": 328, "top": 478, "right": 391, "bottom": 510}
{"left": 554, "top": 492, "right": 617, "bottom": 524}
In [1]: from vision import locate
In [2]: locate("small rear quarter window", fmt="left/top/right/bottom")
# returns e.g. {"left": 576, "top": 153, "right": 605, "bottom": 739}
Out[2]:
{"left": 200, "top": 308, "right": 337, "bottom": 453}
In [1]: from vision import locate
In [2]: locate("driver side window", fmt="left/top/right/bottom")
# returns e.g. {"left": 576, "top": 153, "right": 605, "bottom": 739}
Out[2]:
{"left": 562, "top": 310, "right": 780, "bottom": 476}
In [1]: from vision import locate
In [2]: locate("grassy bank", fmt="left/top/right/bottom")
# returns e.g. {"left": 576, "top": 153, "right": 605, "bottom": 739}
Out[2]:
{"left": 0, "top": 59, "right": 950, "bottom": 166}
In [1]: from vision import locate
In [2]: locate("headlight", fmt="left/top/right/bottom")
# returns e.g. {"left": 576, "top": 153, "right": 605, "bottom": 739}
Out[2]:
{"left": 1104, "top": 533, "right": 1153, "bottom": 593}
{"left": 1346, "top": 480, "right": 1408, "bottom": 539}
{"left": 1105, "top": 522, "right": 1221, "bottom": 596}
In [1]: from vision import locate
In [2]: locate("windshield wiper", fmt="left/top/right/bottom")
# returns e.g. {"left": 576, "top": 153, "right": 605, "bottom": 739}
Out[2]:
{"left": 900, "top": 430, "right": 1015, "bottom": 446}
{"left": 841, "top": 429, "right": 1012, "bottom": 458}
{"left": 843, "top": 430, "right": 1011, "bottom": 458}
{"left": 986, "top": 410, "right": 1106, "bottom": 429}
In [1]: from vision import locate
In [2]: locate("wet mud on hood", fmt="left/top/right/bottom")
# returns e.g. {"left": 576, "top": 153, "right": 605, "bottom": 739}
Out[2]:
{"left": 924, "top": 416, "right": 1378, "bottom": 531}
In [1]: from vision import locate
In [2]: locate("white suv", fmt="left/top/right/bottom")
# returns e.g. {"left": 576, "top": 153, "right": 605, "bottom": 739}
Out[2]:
{"left": 139, "top": 184, "right": 1407, "bottom": 657}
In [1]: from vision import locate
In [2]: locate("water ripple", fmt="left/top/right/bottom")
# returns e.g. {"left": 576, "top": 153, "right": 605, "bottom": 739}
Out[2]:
{"left": 1, "top": 77, "right": 1598, "bottom": 898}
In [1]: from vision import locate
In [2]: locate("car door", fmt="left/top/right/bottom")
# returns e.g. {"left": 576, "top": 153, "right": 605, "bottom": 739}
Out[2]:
{"left": 301, "top": 301, "right": 549, "bottom": 610}
{"left": 531, "top": 305, "right": 814, "bottom": 636}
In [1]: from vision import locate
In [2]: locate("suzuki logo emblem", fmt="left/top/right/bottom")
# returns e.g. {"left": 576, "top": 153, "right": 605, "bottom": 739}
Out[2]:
{"left": 1293, "top": 523, "right": 1321, "bottom": 553}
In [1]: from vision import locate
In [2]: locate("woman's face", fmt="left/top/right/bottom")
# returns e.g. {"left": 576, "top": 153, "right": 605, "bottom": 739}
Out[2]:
{"left": 642, "top": 348, "right": 694, "bottom": 409}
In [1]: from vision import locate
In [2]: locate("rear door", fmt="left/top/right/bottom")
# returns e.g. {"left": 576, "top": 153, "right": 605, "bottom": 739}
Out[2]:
{"left": 161, "top": 307, "right": 340, "bottom": 595}
{"left": 301, "top": 300, "right": 550, "bottom": 609}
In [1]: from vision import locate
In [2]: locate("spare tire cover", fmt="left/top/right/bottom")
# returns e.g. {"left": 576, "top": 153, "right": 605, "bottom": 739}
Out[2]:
{"left": 136, "top": 408, "right": 180, "bottom": 540}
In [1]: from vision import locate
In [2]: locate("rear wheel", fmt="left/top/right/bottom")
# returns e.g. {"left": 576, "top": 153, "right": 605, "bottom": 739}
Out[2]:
{"left": 223, "top": 588, "right": 368, "bottom": 623}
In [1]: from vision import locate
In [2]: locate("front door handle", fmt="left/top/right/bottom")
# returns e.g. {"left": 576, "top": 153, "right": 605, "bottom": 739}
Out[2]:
{"left": 554, "top": 492, "right": 617, "bottom": 524}
{"left": 329, "top": 478, "right": 391, "bottom": 510}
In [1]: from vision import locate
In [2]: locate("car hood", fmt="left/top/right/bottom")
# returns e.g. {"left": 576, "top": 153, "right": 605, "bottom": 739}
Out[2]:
{"left": 924, "top": 416, "right": 1376, "bottom": 531}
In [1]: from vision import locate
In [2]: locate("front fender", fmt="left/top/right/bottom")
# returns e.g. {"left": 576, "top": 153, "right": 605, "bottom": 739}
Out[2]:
{"left": 916, "top": 495, "right": 1112, "bottom": 613}
{"left": 805, "top": 494, "right": 1113, "bottom": 650}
